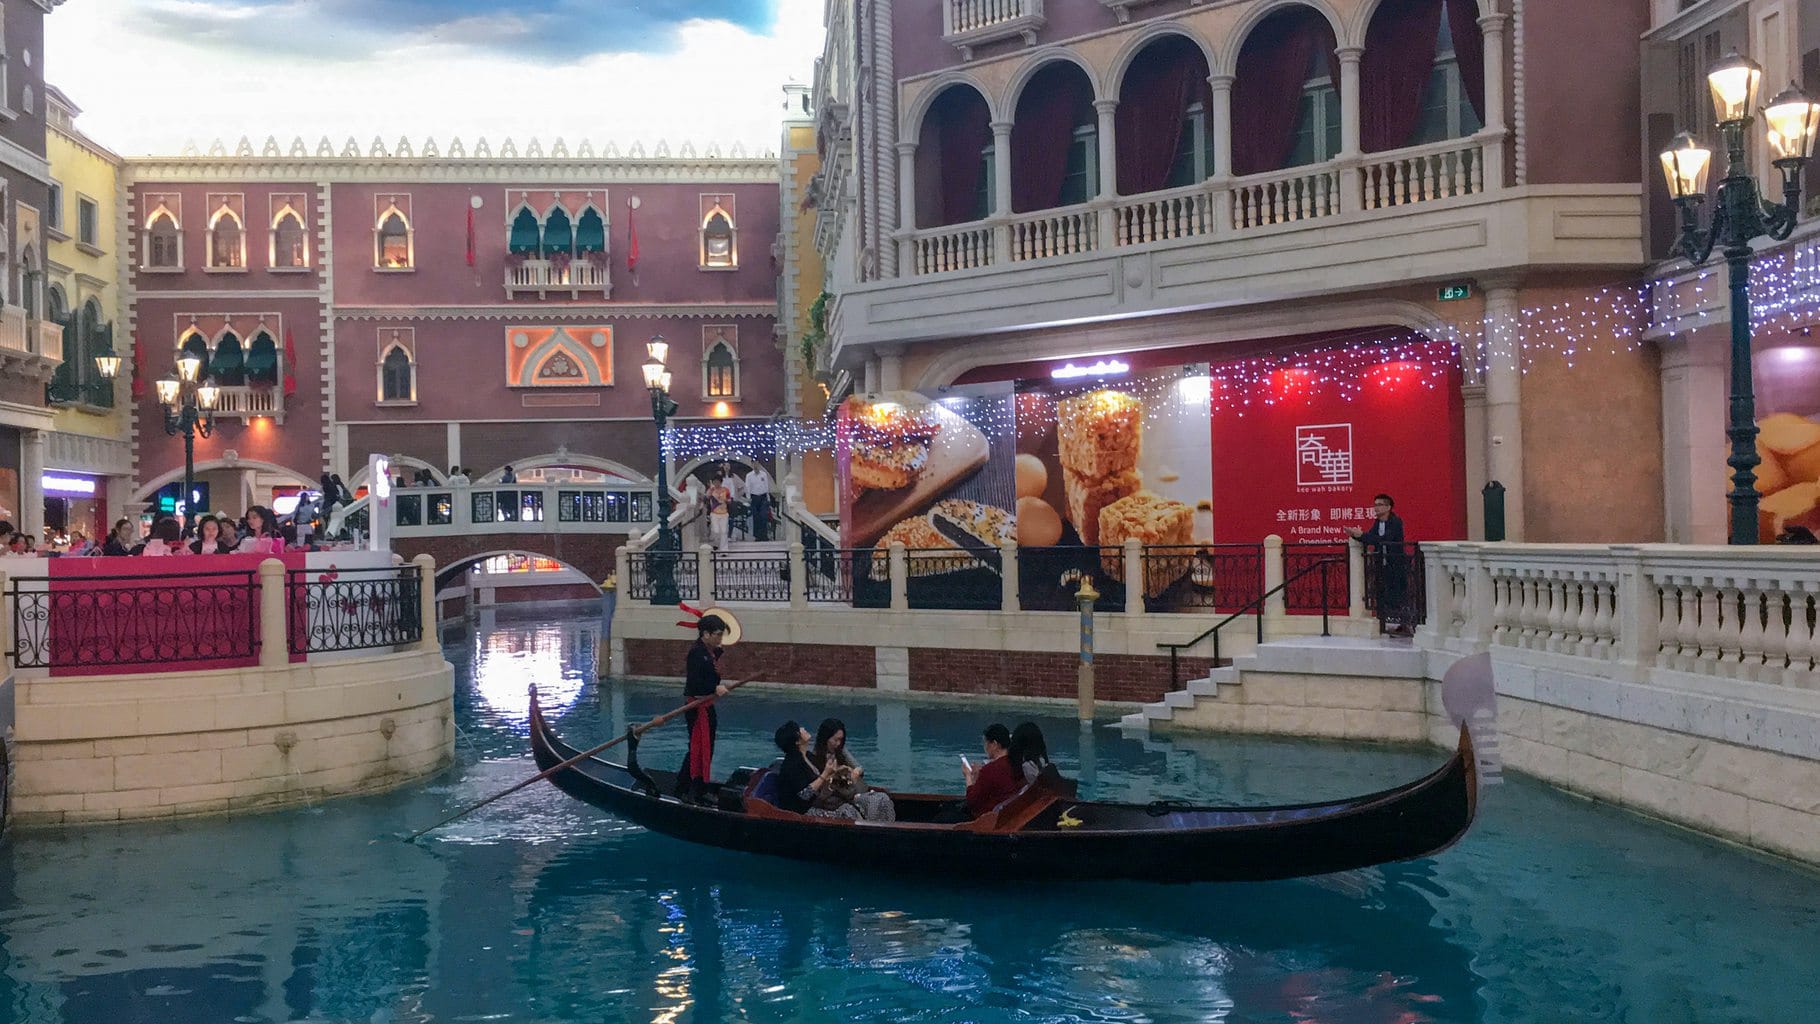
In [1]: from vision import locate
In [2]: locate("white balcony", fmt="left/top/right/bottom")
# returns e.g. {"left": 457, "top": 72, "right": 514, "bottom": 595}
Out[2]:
{"left": 851, "top": 135, "right": 1643, "bottom": 358}
{"left": 506, "top": 256, "right": 612, "bottom": 299}
{"left": 0, "top": 307, "right": 63, "bottom": 378}
{"left": 211, "top": 385, "right": 285, "bottom": 423}
{"left": 1099, "top": 0, "right": 1164, "bottom": 22}
{"left": 943, "top": 0, "right": 1044, "bottom": 61}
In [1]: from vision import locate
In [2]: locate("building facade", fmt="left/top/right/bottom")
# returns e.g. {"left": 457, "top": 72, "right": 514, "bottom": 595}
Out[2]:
{"left": 0, "top": 0, "right": 68, "bottom": 538}
{"left": 42, "top": 85, "right": 128, "bottom": 543}
{"left": 811, "top": 0, "right": 1670, "bottom": 544}
{"left": 122, "top": 140, "right": 783, "bottom": 517}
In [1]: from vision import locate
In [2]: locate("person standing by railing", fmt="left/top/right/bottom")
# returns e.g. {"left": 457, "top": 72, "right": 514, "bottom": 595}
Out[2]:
{"left": 746, "top": 464, "right": 773, "bottom": 542}
{"left": 706, "top": 473, "right": 732, "bottom": 550}
{"left": 1348, "top": 493, "right": 1412, "bottom": 638}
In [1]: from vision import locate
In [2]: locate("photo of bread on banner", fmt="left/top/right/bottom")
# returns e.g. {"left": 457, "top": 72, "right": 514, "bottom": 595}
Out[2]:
{"left": 1754, "top": 412, "right": 1820, "bottom": 540}
{"left": 847, "top": 394, "right": 993, "bottom": 549}
{"left": 1049, "top": 390, "right": 1193, "bottom": 597}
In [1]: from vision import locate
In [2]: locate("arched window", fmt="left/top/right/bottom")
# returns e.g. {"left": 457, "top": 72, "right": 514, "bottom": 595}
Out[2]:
{"left": 145, "top": 210, "right": 181, "bottom": 269}
{"left": 272, "top": 208, "right": 307, "bottom": 268}
{"left": 703, "top": 340, "right": 738, "bottom": 398}
{"left": 542, "top": 207, "right": 573, "bottom": 255}
{"left": 1408, "top": 1, "right": 1485, "bottom": 147}
{"left": 575, "top": 207, "right": 606, "bottom": 254}
{"left": 509, "top": 207, "right": 541, "bottom": 256}
{"left": 44, "top": 287, "right": 76, "bottom": 404}
{"left": 208, "top": 208, "right": 245, "bottom": 269}
{"left": 701, "top": 209, "right": 736, "bottom": 268}
{"left": 1232, "top": 6, "right": 1341, "bottom": 175}
{"left": 46, "top": 284, "right": 66, "bottom": 324}
{"left": 179, "top": 330, "right": 210, "bottom": 367}
{"left": 211, "top": 331, "right": 246, "bottom": 386}
{"left": 375, "top": 208, "right": 412, "bottom": 268}
{"left": 246, "top": 330, "right": 279, "bottom": 387}
{"left": 380, "top": 345, "right": 415, "bottom": 402}
{"left": 1011, "top": 61, "right": 1098, "bottom": 213}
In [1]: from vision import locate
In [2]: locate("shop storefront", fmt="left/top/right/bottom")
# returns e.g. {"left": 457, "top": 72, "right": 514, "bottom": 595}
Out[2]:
{"left": 0, "top": 425, "right": 19, "bottom": 529}
{"left": 43, "top": 472, "right": 106, "bottom": 543}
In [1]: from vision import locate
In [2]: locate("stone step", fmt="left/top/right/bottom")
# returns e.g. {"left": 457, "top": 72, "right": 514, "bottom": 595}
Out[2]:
{"left": 1209, "top": 665, "right": 1241, "bottom": 685}
{"left": 1118, "top": 711, "right": 1151, "bottom": 732}
{"left": 1186, "top": 676, "right": 1220, "bottom": 697}
{"left": 1141, "top": 701, "right": 1175, "bottom": 721}
{"left": 1163, "top": 690, "right": 1198, "bottom": 709}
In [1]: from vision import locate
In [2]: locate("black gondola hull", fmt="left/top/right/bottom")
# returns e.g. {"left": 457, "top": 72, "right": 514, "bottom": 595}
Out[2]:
{"left": 529, "top": 696, "right": 1478, "bottom": 883}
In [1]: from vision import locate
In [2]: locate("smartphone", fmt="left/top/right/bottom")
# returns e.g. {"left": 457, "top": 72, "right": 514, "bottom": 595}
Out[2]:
{"left": 961, "top": 755, "right": 973, "bottom": 773}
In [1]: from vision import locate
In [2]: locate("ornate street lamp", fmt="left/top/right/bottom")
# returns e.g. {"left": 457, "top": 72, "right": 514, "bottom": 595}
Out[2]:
{"left": 144, "top": 357, "right": 219, "bottom": 521}
{"left": 644, "top": 334, "right": 681, "bottom": 605}
{"left": 1662, "top": 52, "right": 1820, "bottom": 543}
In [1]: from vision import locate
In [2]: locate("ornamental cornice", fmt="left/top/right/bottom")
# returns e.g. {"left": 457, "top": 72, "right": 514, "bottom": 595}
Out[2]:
{"left": 333, "top": 303, "right": 778, "bottom": 322}
{"left": 123, "top": 157, "right": 779, "bottom": 186}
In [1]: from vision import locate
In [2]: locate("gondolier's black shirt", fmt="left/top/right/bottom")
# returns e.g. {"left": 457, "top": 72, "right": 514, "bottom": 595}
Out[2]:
{"left": 684, "top": 640, "right": 721, "bottom": 699}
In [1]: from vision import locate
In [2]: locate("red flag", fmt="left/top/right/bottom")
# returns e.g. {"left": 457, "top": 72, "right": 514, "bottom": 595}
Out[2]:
{"left": 130, "top": 332, "right": 146, "bottom": 399}
{"left": 283, "top": 329, "right": 298, "bottom": 398}
{"left": 626, "top": 197, "right": 639, "bottom": 274}
{"left": 465, "top": 204, "right": 476, "bottom": 267}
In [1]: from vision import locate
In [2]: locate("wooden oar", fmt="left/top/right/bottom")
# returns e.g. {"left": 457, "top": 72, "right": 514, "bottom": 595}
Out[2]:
{"left": 400, "top": 672, "right": 759, "bottom": 843}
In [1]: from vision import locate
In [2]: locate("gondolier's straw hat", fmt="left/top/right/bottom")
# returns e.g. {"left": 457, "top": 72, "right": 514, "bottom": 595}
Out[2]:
{"left": 676, "top": 602, "right": 742, "bottom": 646}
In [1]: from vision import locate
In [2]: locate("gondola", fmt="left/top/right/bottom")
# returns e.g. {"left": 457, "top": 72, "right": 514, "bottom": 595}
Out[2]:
{"left": 528, "top": 688, "right": 1479, "bottom": 883}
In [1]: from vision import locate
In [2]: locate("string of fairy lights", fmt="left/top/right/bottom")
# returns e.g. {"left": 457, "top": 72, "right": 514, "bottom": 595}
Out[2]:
{"left": 663, "top": 238, "right": 1820, "bottom": 460}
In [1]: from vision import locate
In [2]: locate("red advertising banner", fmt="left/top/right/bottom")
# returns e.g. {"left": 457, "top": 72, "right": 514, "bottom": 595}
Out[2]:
{"left": 1210, "top": 360, "right": 1467, "bottom": 545}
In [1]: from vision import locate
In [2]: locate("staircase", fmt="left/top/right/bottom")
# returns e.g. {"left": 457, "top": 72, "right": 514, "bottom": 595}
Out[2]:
{"left": 1120, "top": 636, "right": 1430, "bottom": 742}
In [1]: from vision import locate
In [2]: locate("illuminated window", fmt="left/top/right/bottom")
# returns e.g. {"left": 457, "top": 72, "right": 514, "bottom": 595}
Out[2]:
{"left": 272, "top": 208, "right": 307, "bottom": 268}
{"left": 375, "top": 208, "right": 412, "bottom": 269}
{"left": 380, "top": 345, "right": 415, "bottom": 402}
{"left": 704, "top": 340, "right": 738, "bottom": 398}
{"left": 207, "top": 207, "right": 245, "bottom": 269}
{"left": 145, "top": 210, "right": 181, "bottom": 269}
{"left": 701, "top": 207, "right": 736, "bottom": 269}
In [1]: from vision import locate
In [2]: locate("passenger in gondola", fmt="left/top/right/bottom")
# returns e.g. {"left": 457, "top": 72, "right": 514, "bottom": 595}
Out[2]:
{"left": 1010, "top": 722, "right": 1077, "bottom": 796}
{"left": 963, "top": 723, "right": 1019, "bottom": 819}
{"left": 773, "top": 721, "right": 861, "bottom": 820}
{"left": 675, "top": 614, "right": 732, "bottom": 805}
{"left": 810, "top": 719, "right": 896, "bottom": 822}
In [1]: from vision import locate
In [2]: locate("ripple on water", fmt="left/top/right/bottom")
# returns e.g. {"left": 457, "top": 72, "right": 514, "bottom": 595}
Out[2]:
{"left": 0, "top": 609, "right": 1815, "bottom": 1024}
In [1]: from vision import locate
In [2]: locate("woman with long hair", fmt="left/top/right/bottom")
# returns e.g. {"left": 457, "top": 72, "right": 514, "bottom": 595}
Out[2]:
{"left": 809, "top": 718, "right": 896, "bottom": 822}
{"left": 189, "top": 516, "right": 228, "bottom": 554}
{"left": 242, "top": 505, "right": 282, "bottom": 554}
{"left": 1008, "top": 722, "right": 1052, "bottom": 785}
{"left": 770, "top": 721, "right": 858, "bottom": 820}
{"left": 139, "top": 517, "right": 183, "bottom": 556}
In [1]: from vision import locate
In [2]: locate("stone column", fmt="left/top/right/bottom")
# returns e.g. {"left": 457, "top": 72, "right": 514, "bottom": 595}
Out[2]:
{"left": 1478, "top": 12, "right": 1510, "bottom": 187}
{"left": 697, "top": 543, "right": 716, "bottom": 602}
{"left": 414, "top": 552, "right": 437, "bottom": 652}
{"left": 240, "top": 468, "right": 257, "bottom": 513}
{"left": 877, "top": 345, "right": 904, "bottom": 392}
{"left": 889, "top": 541, "right": 908, "bottom": 611}
{"left": 896, "top": 141, "right": 918, "bottom": 273}
{"left": 999, "top": 539, "right": 1019, "bottom": 613}
{"left": 19, "top": 430, "right": 44, "bottom": 539}
{"left": 991, "top": 120, "right": 1015, "bottom": 264}
{"left": 1263, "top": 534, "right": 1286, "bottom": 622}
{"left": 1482, "top": 284, "right": 1526, "bottom": 540}
{"left": 1348, "top": 541, "right": 1366, "bottom": 618}
{"left": 874, "top": 0, "right": 898, "bottom": 278}
{"left": 1337, "top": 47, "right": 1364, "bottom": 214}
{"left": 446, "top": 422, "right": 461, "bottom": 475}
{"left": 258, "top": 557, "right": 287, "bottom": 668}
{"left": 1657, "top": 331, "right": 1729, "bottom": 543}
{"left": 1123, "top": 538, "right": 1145, "bottom": 615}
{"left": 1208, "top": 74, "right": 1236, "bottom": 229}
{"left": 789, "top": 542, "right": 808, "bottom": 609}
{"left": 863, "top": 356, "right": 881, "bottom": 396}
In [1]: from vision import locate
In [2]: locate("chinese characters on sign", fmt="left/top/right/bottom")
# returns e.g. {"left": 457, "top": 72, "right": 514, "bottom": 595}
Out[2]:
{"left": 1295, "top": 423, "right": 1354, "bottom": 487}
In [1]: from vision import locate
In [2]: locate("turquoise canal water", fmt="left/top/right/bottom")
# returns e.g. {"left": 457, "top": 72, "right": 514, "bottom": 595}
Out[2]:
{"left": 1, "top": 608, "right": 1818, "bottom": 1023}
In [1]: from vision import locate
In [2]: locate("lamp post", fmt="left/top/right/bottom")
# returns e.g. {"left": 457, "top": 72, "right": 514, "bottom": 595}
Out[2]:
{"left": 1661, "top": 52, "right": 1820, "bottom": 544}
{"left": 642, "top": 335, "right": 680, "bottom": 605}
{"left": 143, "top": 354, "right": 218, "bottom": 522}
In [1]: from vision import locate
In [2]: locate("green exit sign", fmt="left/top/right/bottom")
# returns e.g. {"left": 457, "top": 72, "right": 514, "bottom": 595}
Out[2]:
{"left": 1437, "top": 283, "right": 1473, "bottom": 301}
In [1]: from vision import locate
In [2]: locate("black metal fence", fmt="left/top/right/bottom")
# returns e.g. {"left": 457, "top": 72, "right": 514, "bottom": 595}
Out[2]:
{"left": 626, "top": 550, "right": 701, "bottom": 602}
{"left": 10, "top": 572, "right": 261, "bottom": 669}
{"left": 1017, "top": 546, "right": 1128, "bottom": 612}
{"left": 1284, "top": 543, "right": 1350, "bottom": 614}
{"left": 806, "top": 549, "right": 859, "bottom": 604}
{"left": 711, "top": 553, "right": 791, "bottom": 602}
{"left": 286, "top": 566, "right": 424, "bottom": 655}
{"left": 1137, "top": 544, "right": 1265, "bottom": 613}
{"left": 902, "top": 549, "right": 1002, "bottom": 611}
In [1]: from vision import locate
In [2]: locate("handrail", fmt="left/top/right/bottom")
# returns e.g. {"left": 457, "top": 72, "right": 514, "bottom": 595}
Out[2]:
{"left": 1156, "top": 556, "right": 1344, "bottom": 690}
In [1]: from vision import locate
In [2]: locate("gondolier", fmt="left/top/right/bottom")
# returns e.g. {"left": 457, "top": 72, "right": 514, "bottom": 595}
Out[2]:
{"left": 675, "top": 607, "right": 742, "bottom": 805}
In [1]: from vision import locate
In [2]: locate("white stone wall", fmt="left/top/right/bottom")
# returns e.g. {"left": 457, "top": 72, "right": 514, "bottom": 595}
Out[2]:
{"left": 10, "top": 648, "right": 454, "bottom": 824}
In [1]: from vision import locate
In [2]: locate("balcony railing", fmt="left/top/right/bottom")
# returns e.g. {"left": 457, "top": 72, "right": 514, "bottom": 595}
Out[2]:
{"left": 0, "top": 307, "right": 63, "bottom": 362}
{"left": 211, "top": 384, "right": 285, "bottom": 422}
{"left": 943, "top": 0, "right": 1045, "bottom": 60}
{"left": 904, "top": 138, "right": 1490, "bottom": 277}
{"left": 506, "top": 256, "right": 611, "bottom": 298}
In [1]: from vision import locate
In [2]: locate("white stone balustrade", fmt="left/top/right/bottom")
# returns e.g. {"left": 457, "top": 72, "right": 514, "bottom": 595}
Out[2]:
{"left": 1010, "top": 204, "right": 1097, "bottom": 261}
{"left": 1113, "top": 184, "right": 1217, "bottom": 246}
{"left": 1423, "top": 543, "right": 1820, "bottom": 689}
{"left": 1358, "top": 138, "right": 1486, "bottom": 211}
{"left": 911, "top": 224, "right": 995, "bottom": 274}
{"left": 1231, "top": 166, "right": 1342, "bottom": 230}
{"left": 943, "top": 0, "right": 1045, "bottom": 57}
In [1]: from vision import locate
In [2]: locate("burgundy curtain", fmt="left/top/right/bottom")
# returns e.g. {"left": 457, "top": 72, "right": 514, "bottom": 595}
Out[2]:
{"left": 1361, "top": 0, "right": 1446, "bottom": 152}
{"left": 1231, "top": 12, "right": 1328, "bottom": 176}
{"left": 933, "top": 90, "right": 994, "bottom": 226}
{"left": 1013, "top": 68, "right": 1093, "bottom": 212}
{"left": 1448, "top": 0, "right": 1487, "bottom": 125}
{"left": 1116, "top": 43, "right": 1209, "bottom": 196}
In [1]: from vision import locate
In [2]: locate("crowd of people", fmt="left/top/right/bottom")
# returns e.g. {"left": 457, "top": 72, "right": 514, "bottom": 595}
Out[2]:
{"left": 694, "top": 461, "right": 774, "bottom": 549}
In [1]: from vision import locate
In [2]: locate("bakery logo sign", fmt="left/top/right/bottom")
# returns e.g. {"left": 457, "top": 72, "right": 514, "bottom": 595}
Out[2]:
{"left": 1295, "top": 423, "right": 1354, "bottom": 488}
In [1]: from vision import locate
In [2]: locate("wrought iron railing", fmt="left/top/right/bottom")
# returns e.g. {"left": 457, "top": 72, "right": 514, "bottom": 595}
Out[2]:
{"left": 1017, "top": 546, "right": 1127, "bottom": 613}
{"left": 711, "top": 554, "right": 791, "bottom": 603}
{"left": 1284, "top": 543, "right": 1350, "bottom": 614}
{"left": 805, "top": 549, "right": 858, "bottom": 604}
{"left": 1138, "top": 544, "right": 1264, "bottom": 613}
{"left": 9, "top": 572, "right": 260, "bottom": 669}
{"left": 902, "top": 548, "right": 1001, "bottom": 611}
{"left": 285, "top": 566, "right": 424, "bottom": 654}
{"left": 626, "top": 549, "right": 700, "bottom": 601}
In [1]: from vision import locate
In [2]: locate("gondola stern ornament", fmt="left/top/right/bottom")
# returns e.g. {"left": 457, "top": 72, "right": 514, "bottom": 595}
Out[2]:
{"left": 675, "top": 602, "right": 743, "bottom": 646}
{"left": 1441, "top": 651, "right": 1503, "bottom": 787}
